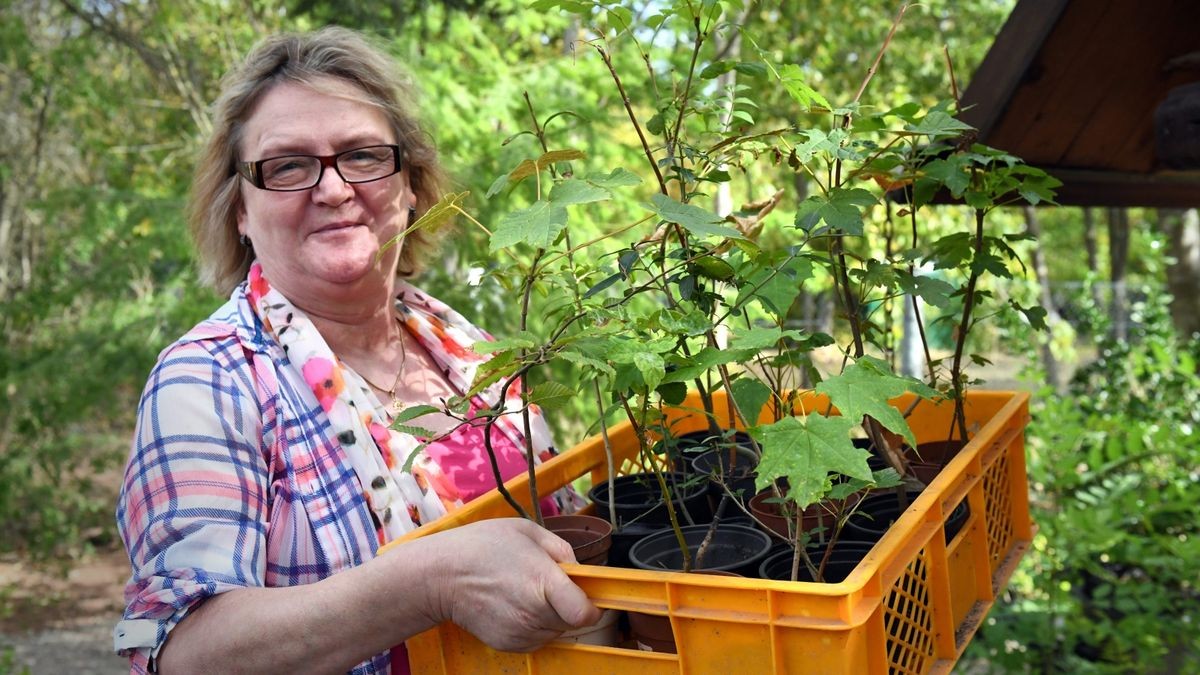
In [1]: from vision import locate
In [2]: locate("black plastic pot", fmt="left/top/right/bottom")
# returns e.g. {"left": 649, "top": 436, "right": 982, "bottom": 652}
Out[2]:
{"left": 690, "top": 445, "right": 759, "bottom": 507}
{"left": 758, "top": 540, "right": 876, "bottom": 582}
{"left": 661, "top": 429, "right": 755, "bottom": 474}
{"left": 628, "top": 523, "right": 773, "bottom": 577}
{"left": 588, "top": 472, "right": 713, "bottom": 568}
{"left": 844, "top": 490, "right": 971, "bottom": 545}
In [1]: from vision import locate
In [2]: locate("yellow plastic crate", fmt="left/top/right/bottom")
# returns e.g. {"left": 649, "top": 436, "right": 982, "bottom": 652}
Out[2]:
{"left": 382, "top": 390, "right": 1034, "bottom": 674}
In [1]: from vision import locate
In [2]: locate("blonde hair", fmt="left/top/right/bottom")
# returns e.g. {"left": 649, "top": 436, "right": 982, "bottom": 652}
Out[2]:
{"left": 189, "top": 26, "right": 448, "bottom": 295}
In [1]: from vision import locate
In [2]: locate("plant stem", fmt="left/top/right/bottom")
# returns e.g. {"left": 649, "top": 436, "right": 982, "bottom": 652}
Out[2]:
{"left": 949, "top": 208, "right": 986, "bottom": 441}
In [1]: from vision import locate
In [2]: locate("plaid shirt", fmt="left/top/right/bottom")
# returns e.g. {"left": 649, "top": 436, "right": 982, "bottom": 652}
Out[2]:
{"left": 116, "top": 286, "right": 396, "bottom": 674}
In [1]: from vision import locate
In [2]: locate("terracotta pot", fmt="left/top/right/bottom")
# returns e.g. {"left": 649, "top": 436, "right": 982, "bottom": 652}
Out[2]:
{"left": 748, "top": 488, "right": 865, "bottom": 541}
{"left": 627, "top": 610, "right": 675, "bottom": 653}
{"left": 626, "top": 569, "right": 743, "bottom": 653}
{"left": 543, "top": 514, "right": 613, "bottom": 566}
{"left": 555, "top": 608, "right": 621, "bottom": 646}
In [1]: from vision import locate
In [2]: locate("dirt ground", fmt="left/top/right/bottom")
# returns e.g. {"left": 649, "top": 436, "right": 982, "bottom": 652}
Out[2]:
{"left": 0, "top": 546, "right": 129, "bottom": 674}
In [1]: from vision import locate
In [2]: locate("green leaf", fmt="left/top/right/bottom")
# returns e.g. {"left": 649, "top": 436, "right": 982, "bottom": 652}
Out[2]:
{"left": 471, "top": 333, "right": 537, "bottom": 354}
{"left": 392, "top": 404, "right": 443, "bottom": 424}
{"left": 927, "top": 232, "right": 973, "bottom": 269}
{"left": 558, "top": 347, "right": 615, "bottom": 379}
{"left": 550, "top": 179, "right": 611, "bottom": 206}
{"left": 656, "top": 381, "right": 688, "bottom": 405}
{"left": 729, "top": 377, "right": 771, "bottom": 426}
{"left": 648, "top": 194, "right": 744, "bottom": 239}
{"left": 527, "top": 382, "right": 574, "bottom": 411}
{"left": 489, "top": 201, "right": 568, "bottom": 252}
{"left": 734, "top": 256, "right": 813, "bottom": 319}
{"left": 814, "top": 358, "right": 938, "bottom": 448}
{"left": 659, "top": 346, "right": 757, "bottom": 384}
{"left": 896, "top": 273, "right": 956, "bottom": 310}
{"left": 1011, "top": 300, "right": 1049, "bottom": 331}
{"left": 383, "top": 192, "right": 467, "bottom": 257}
{"left": 699, "top": 60, "right": 768, "bottom": 79}
{"left": 585, "top": 168, "right": 642, "bottom": 189}
{"left": 778, "top": 64, "right": 831, "bottom": 111}
{"left": 908, "top": 111, "right": 974, "bottom": 139}
{"left": 813, "top": 187, "right": 876, "bottom": 235}
{"left": 691, "top": 254, "right": 735, "bottom": 280}
{"left": 485, "top": 174, "right": 510, "bottom": 198}
{"left": 752, "top": 415, "right": 869, "bottom": 509}
{"left": 922, "top": 157, "right": 970, "bottom": 197}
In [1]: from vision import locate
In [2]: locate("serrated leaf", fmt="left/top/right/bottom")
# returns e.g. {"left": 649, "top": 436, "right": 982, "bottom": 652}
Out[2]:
{"left": 392, "top": 423, "right": 437, "bottom": 438}
{"left": 648, "top": 194, "right": 744, "bottom": 240}
{"left": 527, "top": 381, "right": 574, "bottom": 411}
{"left": 585, "top": 168, "right": 642, "bottom": 189}
{"left": 908, "top": 111, "right": 974, "bottom": 139}
{"left": 489, "top": 201, "right": 568, "bottom": 251}
{"left": 816, "top": 187, "right": 877, "bottom": 235}
{"left": 558, "top": 347, "right": 615, "bottom": 379}
{"left": 486, "top": 174, "right": 510, "bottom": 198}
{"left": 778, "top": 64, "right": 831, "bottom": 111}
{"left": 752, "top": 415, "right": 868, "bottom": 509}
{"left": 729, "top": 378, "right": 771, "bottom": 426}
{"left": 383, "top": 192, "right": 468, "bottom": 257}
{"left": 699, "top": 60, "right": 768, "bottom": 79}
{"left": 550, "top": 179, "right": 611, "bottom": 205}
{"left": 392, "top": 405, "right": 443, "bottom": 424}
{"left": 508, "top": 149, "right": 586, "bottom": 182}
{"left": 896, "top": 273, "right": 956, "bottom": 310}
{"left": 813, "top": 358, "right": 937, "bottom": 448}
{"left": 659, "top": 346, "right": 757, "bottom": 384}
{"left": 471, "top": 333, "right": 538, "bottom": 354}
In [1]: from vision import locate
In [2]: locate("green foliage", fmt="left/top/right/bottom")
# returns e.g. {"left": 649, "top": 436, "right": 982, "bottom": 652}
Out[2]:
{"left": 967, "top": 287, "right": 1200, "bottom": 672}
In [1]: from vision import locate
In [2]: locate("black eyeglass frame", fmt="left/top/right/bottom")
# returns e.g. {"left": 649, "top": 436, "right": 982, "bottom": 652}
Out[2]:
{"left": 235, "top": 144, "right": 403, "bottom": 192}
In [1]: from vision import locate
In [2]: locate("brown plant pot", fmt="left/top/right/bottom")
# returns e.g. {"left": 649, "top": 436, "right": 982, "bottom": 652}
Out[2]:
{"left": 748, "top": 488, "right": 865, "bottom": 541}
{"left": 555, "top": 608, "right": 621, "bottom": 646}
{"left": 543, "top": 514, "right": 614, "bottom": 566}
{"left": 626, "top": 569, "right": 742, "bottom": 653}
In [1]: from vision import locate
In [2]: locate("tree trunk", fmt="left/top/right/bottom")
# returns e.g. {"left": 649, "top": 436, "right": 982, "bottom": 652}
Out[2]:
{"left": 1158, "top": 208, "right": 1200, "bottom": 338}
{"left": 1107, "top": 208, "right": 1130, "bottom": 342}
{"left": 1082, "top": 207, "right": 1104, "bottom": 309}
{"left": 1023, "top": 206, "right": 1062, "bottom": 391}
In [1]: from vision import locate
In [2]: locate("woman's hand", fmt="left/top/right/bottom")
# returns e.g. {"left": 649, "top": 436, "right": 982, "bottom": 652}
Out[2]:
{"left": 411, "top": 518, "right": 602, "bottom": 652}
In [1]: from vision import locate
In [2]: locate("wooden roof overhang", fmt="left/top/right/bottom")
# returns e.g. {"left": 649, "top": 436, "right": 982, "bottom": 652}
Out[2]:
{"left": 956, "top": 0, "right": 1200, "bottom": 208}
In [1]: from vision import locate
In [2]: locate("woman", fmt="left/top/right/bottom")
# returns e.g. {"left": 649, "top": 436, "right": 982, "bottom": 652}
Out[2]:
{"left": 114, "top": 27, "right": 598, "bottom": 674}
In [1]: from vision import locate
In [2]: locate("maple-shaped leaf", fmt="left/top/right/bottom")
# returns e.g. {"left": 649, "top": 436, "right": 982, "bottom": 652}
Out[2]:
{"left": 752, "top": 415, "right": 870, "bottom": 510}
{"left": 814, "top": 356, "right": 938, "bottom": 448}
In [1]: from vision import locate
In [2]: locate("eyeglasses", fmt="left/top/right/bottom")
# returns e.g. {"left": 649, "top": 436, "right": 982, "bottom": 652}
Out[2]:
{"left": 236, "top": 144, "right": 402, "bottom": 192}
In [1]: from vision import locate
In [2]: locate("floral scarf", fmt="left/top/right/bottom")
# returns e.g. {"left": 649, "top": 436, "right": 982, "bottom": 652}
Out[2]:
{"left": 246, "top": 262, "right": 582, "bottom": 543}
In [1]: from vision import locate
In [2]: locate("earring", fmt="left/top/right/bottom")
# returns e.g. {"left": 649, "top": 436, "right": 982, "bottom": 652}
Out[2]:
{"left": 408, "top": 206, "right": 418, "bottom": 224}
{"left": 239, "top": 234, "right": 252, "bottom": 249}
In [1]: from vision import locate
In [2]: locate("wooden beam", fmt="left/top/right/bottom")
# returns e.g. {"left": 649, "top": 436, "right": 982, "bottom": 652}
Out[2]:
{"left": 887, "top": 167, "right": 1200, "bottom": 209}
{"left": 958, "top": 0, "right": 1070, "bottom": 140}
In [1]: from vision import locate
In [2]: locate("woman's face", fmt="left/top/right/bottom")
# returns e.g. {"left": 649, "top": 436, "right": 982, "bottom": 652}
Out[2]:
{"left": 236, "top": 78, "right": 413, "bottom": 312}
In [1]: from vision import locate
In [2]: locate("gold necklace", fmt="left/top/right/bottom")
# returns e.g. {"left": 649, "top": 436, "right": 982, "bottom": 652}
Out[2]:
{"left": 356, "top": 318, "right": 408, "bottom": 412}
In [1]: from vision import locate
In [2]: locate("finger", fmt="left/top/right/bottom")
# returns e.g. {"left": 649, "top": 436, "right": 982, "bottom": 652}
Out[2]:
{"left": 542, "top": 568, "right": 602, "bottom": 629}
{"left": 521, "top": 521, "right": 577, "bottom": 564}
